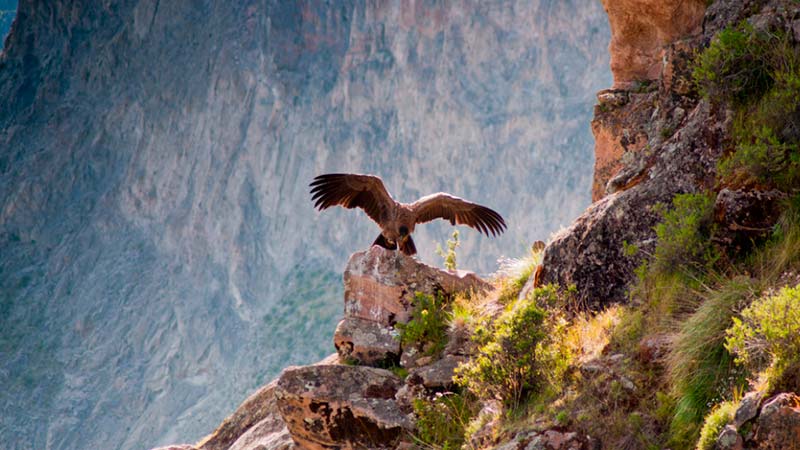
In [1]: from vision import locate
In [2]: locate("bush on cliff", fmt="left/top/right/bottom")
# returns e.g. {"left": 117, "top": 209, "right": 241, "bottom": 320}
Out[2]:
{"left": 726, "top": 284, "right": 800, "bottom": 390}
{"left": 694, "top": 21, "right": 800, "bottom": 191}
{"left": 455, "top": 285, "right": 571, "bottom": 412}
{"left": 396, "top": 291, "right": 450, "bottom": 357}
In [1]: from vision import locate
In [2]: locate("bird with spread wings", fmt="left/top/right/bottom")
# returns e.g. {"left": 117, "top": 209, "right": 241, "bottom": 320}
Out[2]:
{"left": 309, "top": 173, "right": 506, "bottom": 256}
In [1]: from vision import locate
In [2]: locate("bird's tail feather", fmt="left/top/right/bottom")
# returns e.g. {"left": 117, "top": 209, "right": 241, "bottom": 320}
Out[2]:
{"left": 373, "top": 234, "right": 397, "bottom": 250}
{"left": 399, "top": 236, "right": 417, "bottom": 256}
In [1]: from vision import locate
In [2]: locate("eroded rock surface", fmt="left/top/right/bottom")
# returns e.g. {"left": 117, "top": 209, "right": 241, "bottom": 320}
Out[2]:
{"left": 275, "top": 365, "right": 413, "bottom": 449}
{"left": 544, "top": 0, "right": 798, "bottom": 307}
{"left": 335, "top": 246, "right": 488, "bottom": 365}
{"left": 601, "top": 0, "right": 706, "bottom": 89}
{"left": 333, "top": 317, "right": 400, "bottom": 367}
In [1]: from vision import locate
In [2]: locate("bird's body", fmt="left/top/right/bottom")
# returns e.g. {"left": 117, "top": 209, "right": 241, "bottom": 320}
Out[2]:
{"left": 309, "top": 173, "right": 506, "bottom": 256}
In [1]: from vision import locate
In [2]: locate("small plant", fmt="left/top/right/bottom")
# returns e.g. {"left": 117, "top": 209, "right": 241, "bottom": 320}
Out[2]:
{"left": 436, "top": 230, "right": 460, "bottom": 271}
{"left": 651, "top": 193, "right": 717, "bottom": 274}
{"left": 695, "top": 401, "right": 737, "bottom": 450}
{"left": 455, "top": 285, "right": 570, "bottom": 411}
{"left": 494, "top": 251, "right": 540, "bottom": 305}
{"left": 622, "top": 240, "right": 639, "bottom": 257}
{"left": 396, "top": 292, "right": 449, "bottom": 357}
{"left": 726, "top": 285, "right": 800, "bottom": 378}
{"left": 412, "top": 393, "right": 476, "bottom": 449}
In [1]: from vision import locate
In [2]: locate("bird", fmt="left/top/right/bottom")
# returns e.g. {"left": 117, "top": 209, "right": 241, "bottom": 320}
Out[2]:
{"left": 309, "top": 173, "right": 506, "bottom": 256}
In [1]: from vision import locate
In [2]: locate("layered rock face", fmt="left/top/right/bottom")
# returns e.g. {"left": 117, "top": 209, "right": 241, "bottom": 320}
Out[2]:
{"left": 592, "top": 0, "right": 706, "bottom": 200}
{"left": 0, "top": 1, "right": 610, "bottom": 449}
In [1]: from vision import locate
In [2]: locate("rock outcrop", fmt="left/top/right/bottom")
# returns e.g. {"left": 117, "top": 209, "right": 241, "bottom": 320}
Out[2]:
{"left": 275, "top": 365, "right": 412, "bottom": 450}
{"left": 335, "top": 246, "right": 489, "bottom": 365}
{"left": 715, "top": 391, "right": 800, "bottom": 450}
{"left": 601, "top": 0, "right": 706, "bottom": 89}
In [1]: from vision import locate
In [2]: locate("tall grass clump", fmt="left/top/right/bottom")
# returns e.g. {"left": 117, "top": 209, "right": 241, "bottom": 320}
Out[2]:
{"left": 667, "top": 276, "right": 753, "bottom": 447}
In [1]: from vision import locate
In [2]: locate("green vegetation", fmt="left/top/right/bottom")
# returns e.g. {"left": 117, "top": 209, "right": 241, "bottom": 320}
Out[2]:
{"left": 667, "top": 277, "right": 751, "bottom": 447}
{"left": 693, "top": 21, "right": 800, "bottom": 191}
{"left": 695, "top": 401, "right": 737, "bottom": 450}
{"left": 436, "top": 230, "right": 461, "bottom": 271}
{"left": 652, "top": 193, "right": 717, "bottom": 274}
{"left": 396, "top": 292, "right": 450, "bottom": 357}
{"left": 693, "top": 22, "right": 775, "bottom": 105}
{"left": 726, "top": 285, "right": 800, "bottom": 389}
{"left": 455, "top": 285, "right": 571, "bottom": 411}
{"left": 412, "top": 393, "right": 476, "bottom": 450}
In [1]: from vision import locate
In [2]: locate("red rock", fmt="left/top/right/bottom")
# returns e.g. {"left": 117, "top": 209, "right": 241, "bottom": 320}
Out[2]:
{"left": 601, "top": 0, "right": 706, "bottom": 89}
{"left": 344, "top": 247, "right": 489, "bottom": 326}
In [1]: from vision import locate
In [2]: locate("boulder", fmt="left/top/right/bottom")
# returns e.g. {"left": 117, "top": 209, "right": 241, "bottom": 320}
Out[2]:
{"left": 333, "top": 317, "right": 400, "bottom": 366}
{"left": 275, "top": 365, "right": 413, "bottom": 449}
{"left": 717, "top": 425, "right": 743, "bottom": 450}
{"left": 343, "top": 246, "right": 489, "bottom": 326}
{"left": 192, "top": 354, "right": 339, "bottom": 450}
{"left": 734, "top": 391, "right": 765, "bottom": 428}
{"left": 753, "top": 393, "right": 800, "bottom": 450}
{"left": 406, "top": 355, "right": 466, "bottom": 390}
{"left": 194, "top": 380, "right": 295, "bottom": 450}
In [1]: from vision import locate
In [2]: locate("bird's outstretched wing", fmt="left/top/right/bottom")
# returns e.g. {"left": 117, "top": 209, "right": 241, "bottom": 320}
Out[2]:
{"left": 309, "top": 173, "right": 394, "bottom": 225}
{"left": 410, "top": 193, "right": 506, "bottom": 237}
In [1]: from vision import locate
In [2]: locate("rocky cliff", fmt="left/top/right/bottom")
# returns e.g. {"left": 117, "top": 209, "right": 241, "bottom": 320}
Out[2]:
{"left": 0, "top": 1, "right": 610, "bottom": 449}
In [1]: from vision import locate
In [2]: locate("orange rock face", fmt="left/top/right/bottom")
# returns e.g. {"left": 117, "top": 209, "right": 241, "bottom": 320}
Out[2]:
{"left": 601, "top": 0, "right": 706, "bottom": 89}
{"left": 591, "top": 0, "right": 707, "bottom": 201}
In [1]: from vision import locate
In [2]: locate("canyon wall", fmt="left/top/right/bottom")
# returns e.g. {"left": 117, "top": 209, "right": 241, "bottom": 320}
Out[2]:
{"left": 0, "top": 1, "right": 610, "bottom": 449}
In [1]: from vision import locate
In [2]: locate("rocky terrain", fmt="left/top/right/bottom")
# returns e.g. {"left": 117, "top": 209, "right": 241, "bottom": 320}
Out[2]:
{"left": 0, "top": 1, "right": 610, "bottom": 449}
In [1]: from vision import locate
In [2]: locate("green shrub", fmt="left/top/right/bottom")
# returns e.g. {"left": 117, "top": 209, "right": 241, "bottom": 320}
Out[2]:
{"left": 412, "top": 392, "right": 476, "bottom": 449}
{"left": 719, "top": 126, "right": 800, "bottom": 189}
{"left": 396, "top": 292, "right": 449, "bottom": 357}
{"left": 695, "top": 401, "right": 737, "bottom": 450}
{"left": 455, "top": 285, "right": 570, "bottom": 411}
{"left": 726, "top": 285, "right": 800, "bottom": 374}
{"left": 652, "top": 193, "right": 717, "bottom": 274}
{"left": 695, "top": 21, "right": 800, "bottom": 190}
{"left": 693, "top": 22, "right": 775, "bottom": 104}
{"left": 721, "top": 69, "right": 800, "bottom": 190}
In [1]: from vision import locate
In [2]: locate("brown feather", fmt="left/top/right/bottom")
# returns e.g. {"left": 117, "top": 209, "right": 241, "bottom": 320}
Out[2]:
{"left": 410, "top": 192, "right": 507, "bottom": 237}
{"left": 309, "top": 173, "right": 394, "bottom": 225}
